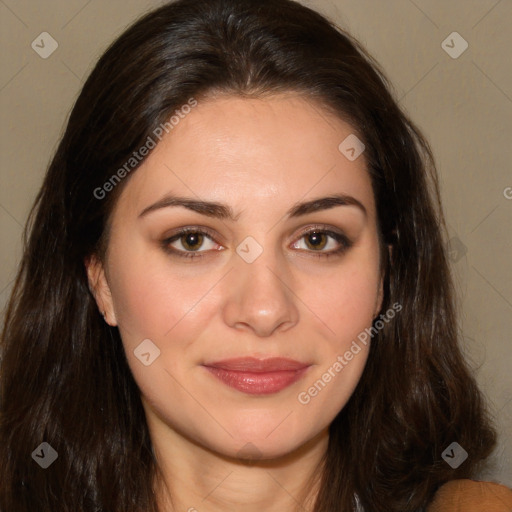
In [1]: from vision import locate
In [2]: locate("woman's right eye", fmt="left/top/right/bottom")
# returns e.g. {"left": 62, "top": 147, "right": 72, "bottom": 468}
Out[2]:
{"left": 162, "top": 228, "right": 224, "bottom": 259}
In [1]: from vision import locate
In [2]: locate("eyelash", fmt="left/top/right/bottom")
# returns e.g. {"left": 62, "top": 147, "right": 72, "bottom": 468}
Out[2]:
{"left": 161, "top": 225, "right": 353, "bottom": 260}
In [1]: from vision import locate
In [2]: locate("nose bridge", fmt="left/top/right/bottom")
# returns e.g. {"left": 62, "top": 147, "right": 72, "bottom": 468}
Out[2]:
{"left": 221, "top": 241, "right": 299, "bottom": 336}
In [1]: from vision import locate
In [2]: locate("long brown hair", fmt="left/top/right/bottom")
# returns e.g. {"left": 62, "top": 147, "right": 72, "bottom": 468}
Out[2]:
{"left": 0, "top": 0, "right": 496, "bottom": 510}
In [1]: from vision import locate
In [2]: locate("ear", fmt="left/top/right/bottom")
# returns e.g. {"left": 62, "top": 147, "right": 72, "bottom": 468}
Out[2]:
{"left": 84, "top": 255, "right": 118, "bottom": 326}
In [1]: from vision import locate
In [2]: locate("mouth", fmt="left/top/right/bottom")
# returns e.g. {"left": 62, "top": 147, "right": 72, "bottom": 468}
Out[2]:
{"left": 202, "top": 357, "right": 311, "bottom": 395}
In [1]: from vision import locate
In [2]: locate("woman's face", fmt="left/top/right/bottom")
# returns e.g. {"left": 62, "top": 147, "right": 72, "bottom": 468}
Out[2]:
{"left": 88, "top": 94, "right": 383, "bottom": 460}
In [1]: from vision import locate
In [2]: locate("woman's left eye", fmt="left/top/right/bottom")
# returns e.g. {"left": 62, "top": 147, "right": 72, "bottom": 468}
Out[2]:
{"left": 291, "top": 229, "right": 352, "bottom": 256}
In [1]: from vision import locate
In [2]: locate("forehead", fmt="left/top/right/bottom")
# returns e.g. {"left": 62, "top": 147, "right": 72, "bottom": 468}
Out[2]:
{"left": 111, "top": 94, "right": 375, "bottom": 222}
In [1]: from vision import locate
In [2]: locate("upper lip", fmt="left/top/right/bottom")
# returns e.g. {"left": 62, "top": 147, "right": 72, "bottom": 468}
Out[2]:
{"left": 203, "top": 357, "right": 310, "bottom": 372}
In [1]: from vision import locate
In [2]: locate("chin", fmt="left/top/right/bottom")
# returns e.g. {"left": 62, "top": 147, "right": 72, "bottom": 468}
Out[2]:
{"left": 202, "top": 426, "right": 320, "bottom": 464}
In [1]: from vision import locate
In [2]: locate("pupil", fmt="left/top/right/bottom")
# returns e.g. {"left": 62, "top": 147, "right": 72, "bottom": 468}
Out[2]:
{"left": 184, "top": 232, "right": 203, "bottom": 250}
{"left": 307, "top": 232, "right": 326, "bottom": 249}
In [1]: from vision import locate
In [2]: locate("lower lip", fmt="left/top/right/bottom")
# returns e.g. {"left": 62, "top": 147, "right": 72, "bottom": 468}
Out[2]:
{"left": 204, "top": 366, "right": 310, "bottom": 395}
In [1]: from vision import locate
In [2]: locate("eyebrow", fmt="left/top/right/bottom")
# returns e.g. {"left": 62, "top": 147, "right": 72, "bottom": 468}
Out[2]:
{"left": 138, "top": 193, "right": 367, "bottom": 220}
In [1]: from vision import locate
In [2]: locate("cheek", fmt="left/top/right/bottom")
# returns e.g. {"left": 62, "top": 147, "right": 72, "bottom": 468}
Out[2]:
{"left": 106, "top": 246, "right": 207, "bottom": 347}
{"left": 294, "top": 267, "right": 378, "bottom": 422}
{"left": 107, "top": 248, "right": 232, "bottom": 379}
{"left": 304, "top": 258, "right": 381, "bottom": 348}
{"left": 324, "top": 273, "right": 378, "bottom": 338}
{"left": 107, "top": 258, "right": 221, "bottom": 403}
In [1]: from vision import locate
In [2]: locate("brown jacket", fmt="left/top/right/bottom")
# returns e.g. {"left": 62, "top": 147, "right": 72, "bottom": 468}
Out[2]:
{"left": 428, "top": 480, "right": 512, "bottom": 511}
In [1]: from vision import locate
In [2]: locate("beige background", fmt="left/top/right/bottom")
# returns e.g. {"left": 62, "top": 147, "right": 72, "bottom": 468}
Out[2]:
{"left": 1, "top": 0, "right": 511, "bottom": 486}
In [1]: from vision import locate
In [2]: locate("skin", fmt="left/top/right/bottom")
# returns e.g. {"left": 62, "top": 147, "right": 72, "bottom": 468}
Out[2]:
{"left": 87, "top": 94, "right": 384, "bottom": 511}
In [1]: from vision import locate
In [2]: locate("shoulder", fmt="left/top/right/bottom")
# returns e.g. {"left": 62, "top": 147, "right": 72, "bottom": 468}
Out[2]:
{"left": 427, "top": 479, "right": 512, "bottom": 512}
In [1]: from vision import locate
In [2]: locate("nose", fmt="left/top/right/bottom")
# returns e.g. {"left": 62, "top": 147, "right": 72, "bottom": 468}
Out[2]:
{"left": 222, "top": 250, "right": 300, "bottom": 337}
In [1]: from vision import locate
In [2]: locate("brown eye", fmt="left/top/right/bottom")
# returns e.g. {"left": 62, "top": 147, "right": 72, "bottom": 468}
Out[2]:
{"left": 291, "top": 227, "right": 353, "bottom": 258}
{"left": 162, "top": 227, "right": 222, "bottom": 259}
{"left": 304, "top": 231, "right": 328, "bottom": 250}
{"left": 180, "top": 232, "right": 204, "bottom": 251}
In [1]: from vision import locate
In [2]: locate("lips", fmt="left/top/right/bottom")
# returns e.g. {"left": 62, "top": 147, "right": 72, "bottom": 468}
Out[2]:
{"left": 202, "top": 357, "right": 311, "bottom": 395}
{"left": 204, "top": 357, "right": 309, "bottom": 372}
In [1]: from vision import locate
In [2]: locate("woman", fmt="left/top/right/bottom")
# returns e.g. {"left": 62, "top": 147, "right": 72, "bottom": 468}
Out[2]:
{"left": 1, "top": 0, "right": 510, "bottom": 510}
